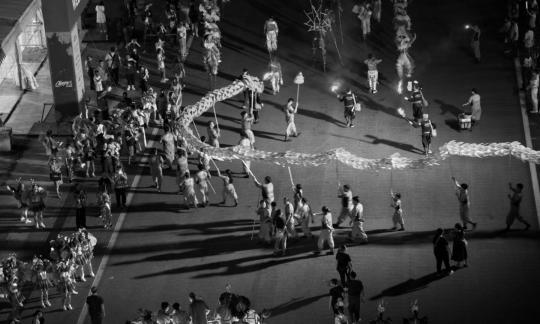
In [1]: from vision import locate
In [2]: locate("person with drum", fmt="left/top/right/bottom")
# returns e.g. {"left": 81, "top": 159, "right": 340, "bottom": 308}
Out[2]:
{"left": 462, "top": 88, "right": 481, "bottom": 128}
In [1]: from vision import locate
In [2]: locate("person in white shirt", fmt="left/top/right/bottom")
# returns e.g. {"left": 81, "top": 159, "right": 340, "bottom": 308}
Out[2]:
{"left": 317, "top": 206, "right": 335, "bottom": 254}
{"left": 254, "top": 176, "right": 274, "bottom": 204}
{"left": 180, "top": 172, "right": 198, "bottom": 209}
{"left": 297, "top": 197, "right": 314, "bottom": 238}
{"left": 349, "top": 196, "right": 367, "bottom": 242}
{"left": 284, "top": 98, "right": 299, "bottom": 141}
{"left": 390, "top": 191, "right": 404, "bottom": 231}
{"left": 238, "top": 135, "right": 252, "bottom": 178}
{"left": 284, "top": 197, "right": 297, "bottom": 239}
{"left": 195, "top": 164, "right": 211, "bottom": 207}
{"left": 264, "top": 17, "right": 279, "bottom": 58}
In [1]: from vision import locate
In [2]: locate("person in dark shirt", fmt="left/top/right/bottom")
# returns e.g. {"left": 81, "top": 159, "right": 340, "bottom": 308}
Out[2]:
{"left": 189, "top": 292, "right": 210, "bottom": 324}
{"left": 347, "top": 271, "right": 364, "bottom": 323}
{"left": 505, "top": 183, "right": 531, "bottom": 231}
{"left": 432, "top": 228, "right": 453, "bottom": 275}
{"left": 86, "top": 286, "right": 105, "bottom": 324}
{"left": 328, "top": 278, "right": 344, "bottom": 315}
{"left": 335, "top": 245, "right": 352, "bottom": 286}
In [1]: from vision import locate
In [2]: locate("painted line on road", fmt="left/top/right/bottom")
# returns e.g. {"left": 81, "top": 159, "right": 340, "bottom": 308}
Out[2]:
{"left": 76, "top": 126, "right": 159, "bottom": 324}
{"left": 513, "top": 57, "right": 540, "bottom": 224}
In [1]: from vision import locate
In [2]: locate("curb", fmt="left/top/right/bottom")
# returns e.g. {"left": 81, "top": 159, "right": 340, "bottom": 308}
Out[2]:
{"left": 513, "top": 57, "right": 540, "bottom": 224}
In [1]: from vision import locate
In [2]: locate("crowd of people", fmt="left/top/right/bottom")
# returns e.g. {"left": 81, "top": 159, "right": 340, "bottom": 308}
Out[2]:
{"left": 0, "top": 229, "right": 96, "bottom": 322}
{"left": 1, "top": 0, "right": 537, "bottom": 323}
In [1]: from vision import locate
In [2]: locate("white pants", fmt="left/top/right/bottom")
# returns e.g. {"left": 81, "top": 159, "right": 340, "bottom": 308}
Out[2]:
{"left": 368, "top": 70, "right": 378, "bottom": 91}
{"left": 266, "top": 31, "right": 278, "bottom": 52}
{"left": 337, "top": 206, "right": 352, "bottom": 224}
{"left": 222, "top": 184, "right": 238, "bottom": 202}
{"left": 318, "top": 229, "right": 334, "bottom": 250}
{"left": 245, "top": 129, "right": 255, "bottom": 146}
{"left": 286, "top": 121, "right": 297, "bottom": 137}
{"left": 350, "top": 221, "right": 367, "bottom": 242}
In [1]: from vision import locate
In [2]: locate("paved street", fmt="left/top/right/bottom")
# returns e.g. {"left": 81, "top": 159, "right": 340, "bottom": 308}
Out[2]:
{"left": 1, "top": 0, "right": 540, "bottom": 323}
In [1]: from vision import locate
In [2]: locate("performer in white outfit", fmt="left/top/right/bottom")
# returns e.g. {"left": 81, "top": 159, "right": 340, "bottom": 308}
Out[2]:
{"left": 264, "top": 17, "right": 279, "bottom": 58}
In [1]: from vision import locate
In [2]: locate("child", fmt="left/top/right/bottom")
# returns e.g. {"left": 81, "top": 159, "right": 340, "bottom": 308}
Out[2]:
{"left": 98, "top": 189, "right": 112, "bottom": 229}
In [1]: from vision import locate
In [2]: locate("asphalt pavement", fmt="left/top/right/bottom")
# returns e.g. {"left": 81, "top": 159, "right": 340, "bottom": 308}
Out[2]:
{"left": 2, "top": 0, "right": 540, "bottom": 323}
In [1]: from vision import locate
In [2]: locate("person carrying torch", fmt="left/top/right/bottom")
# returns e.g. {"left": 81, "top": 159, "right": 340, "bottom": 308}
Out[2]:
{"left": 334, "top": 87, "right": 360, "bottom": 128}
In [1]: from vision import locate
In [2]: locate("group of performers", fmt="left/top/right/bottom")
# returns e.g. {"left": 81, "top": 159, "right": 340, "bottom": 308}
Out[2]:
{"left": 0, "top": 229, "right": 96, "bottom": 318}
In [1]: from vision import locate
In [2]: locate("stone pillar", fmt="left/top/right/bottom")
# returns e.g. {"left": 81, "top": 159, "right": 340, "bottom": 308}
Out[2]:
{"left": 42, "top": 0, "right": 88, "bottom": 120}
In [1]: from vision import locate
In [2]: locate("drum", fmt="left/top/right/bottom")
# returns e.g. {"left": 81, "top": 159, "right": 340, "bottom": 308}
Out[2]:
{"left": 458, "top": 113, "right": 471, "bottom": 130}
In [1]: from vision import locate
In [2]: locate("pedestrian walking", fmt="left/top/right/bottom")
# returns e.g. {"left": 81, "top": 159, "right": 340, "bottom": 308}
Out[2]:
{"left": 452, "top": 177, "right": 477, "bottom": 230}
{"left": 241, "top": 111, "right": 255, "bottom": 148}
{"left": 86, "top": 286, "right": 105, "bottom": 324}
{"left": 524, "top": 27, "right": 535, "bottom": 56}
{"left": 195, "top": 164, "right": 211, "bottom": 207}
{"left": 390, "top": 190, "right": 405, "bottom": 231}
{"left": 218, "top": 169, "right": 238, "bottom": 207}
{"left": 335, "top": 245, "right": 352, "bottom": 286}
{"left": 317, "top": 206, "right": 335, "bottom": 254}
{"left": 347, "top": 271, "right": 364, "bottom": 324}
{"left": 180, "top": 172, "right": 198, "bottom": 209}
{"left": 462, "top": 88, "right": 481, "bottom": 128}
{"left": 74, "top": 184, "right": 87, "bottom": 229}
{"left": 297, "top": 197, "right": 314, "bottom": 238}
{"left": 257, "top": 200, "right": 273, "bottom": 245}
{"left": 105, "top": 47, "right": 121, "bottom": 86}
{"left": 48, "top": 156, "right": 63, "bottom": 198}
{"left": 273, "top": 209, "right": 288, "bottom": 256}
{"left": 337, "top": 89, "right": 358, "bottom": 127}
{"left": 266, "top": 58, "right": 283, "bottom": 95}
{"left": 328, "top": 278, "right": 344, "bottom": 315}
{"left": 357, "top": 3, "right": 373, "bottom": 40}
{"left": 528, "top": 70, "right": 539, "bottom": 113}
{"left": 149, "top": 148, "right": 163, "bottom": 192}
{"left": 451, "top": 223, "right": 468, "bottom": 268}
{"left": 364, "top": 54, "right": 382, "bottom": 94}
{"left": 404, "top": 81, "right": 426, "bottom": 123}
{"left": 97, "top": 187, "right": 112, "bottom": 229}
{"left": 407, "top": 113, "right": 435, "bottom": 156}
{"left": 95, "top": 1, "right": 107, "bottom": 36}
{"left": 336, "top": 185, "right": 353, "bottom": 227}
{"left": 505, "top": 183, "right": 531, "bottom": 231}
{"left": 139, "top": 66, "right": 150, "bottom": 93}
{"left": 207, "top": 121, "right": 220, "bottom": 148}
{"left": 239, "top": 135, "right": 251, "bottom": 178}
{"left": 160, "top": 125, "right": 176, "bottom": 169}
{"left": 28, "top": 183, "right": 47, "bottom": 229}
{"left": 188, "top": 292, "right": 211, "bottom": 323}
{"left": 432, "top": 228, "right": 454, "bottom": 275}
{"left": 31, "top": 310, "right": 45, "bottom": 324}
{"left": 284, "top": 197, "right": 297, "bottom": 239}
{"left": 170, "top": 302, "right": 191, "bottom": 324}
{"left": 264, "top": 17, "right": 279, "bottom": 58}
{"left": 349, "top": 196, "right": 367, "bottom": 243}
{"left": 254, "top": 176, "right": 274, "bottom": 204}
{"left": 284, "top": 98, "right": 299, "bottom": 142}
{"left": 113, "top": 165, "right": 128, "bottom": 209}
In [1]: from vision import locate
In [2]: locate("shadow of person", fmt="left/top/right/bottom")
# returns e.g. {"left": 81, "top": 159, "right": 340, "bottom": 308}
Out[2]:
{"left": 370, "top": 270, "right": 458, "bottom": 300}
{"left": 268, "top": 294, "right": 329, "bottom": 317}
{"left": 434, "top": 99, "right": 463, "bottom": 117}
{"left": 444, "top": 118, "right": 461, "bottom": 132}
{"left": 365, "top": 134, "right": 424, "bottom": 155}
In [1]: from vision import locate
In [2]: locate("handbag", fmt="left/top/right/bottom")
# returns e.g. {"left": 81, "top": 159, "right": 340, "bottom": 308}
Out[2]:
{"left": 352, "top": 94, "right": 362, "bottom": 112}
{"left": 431, "top": 122, "right": 437, "bottom": 137}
